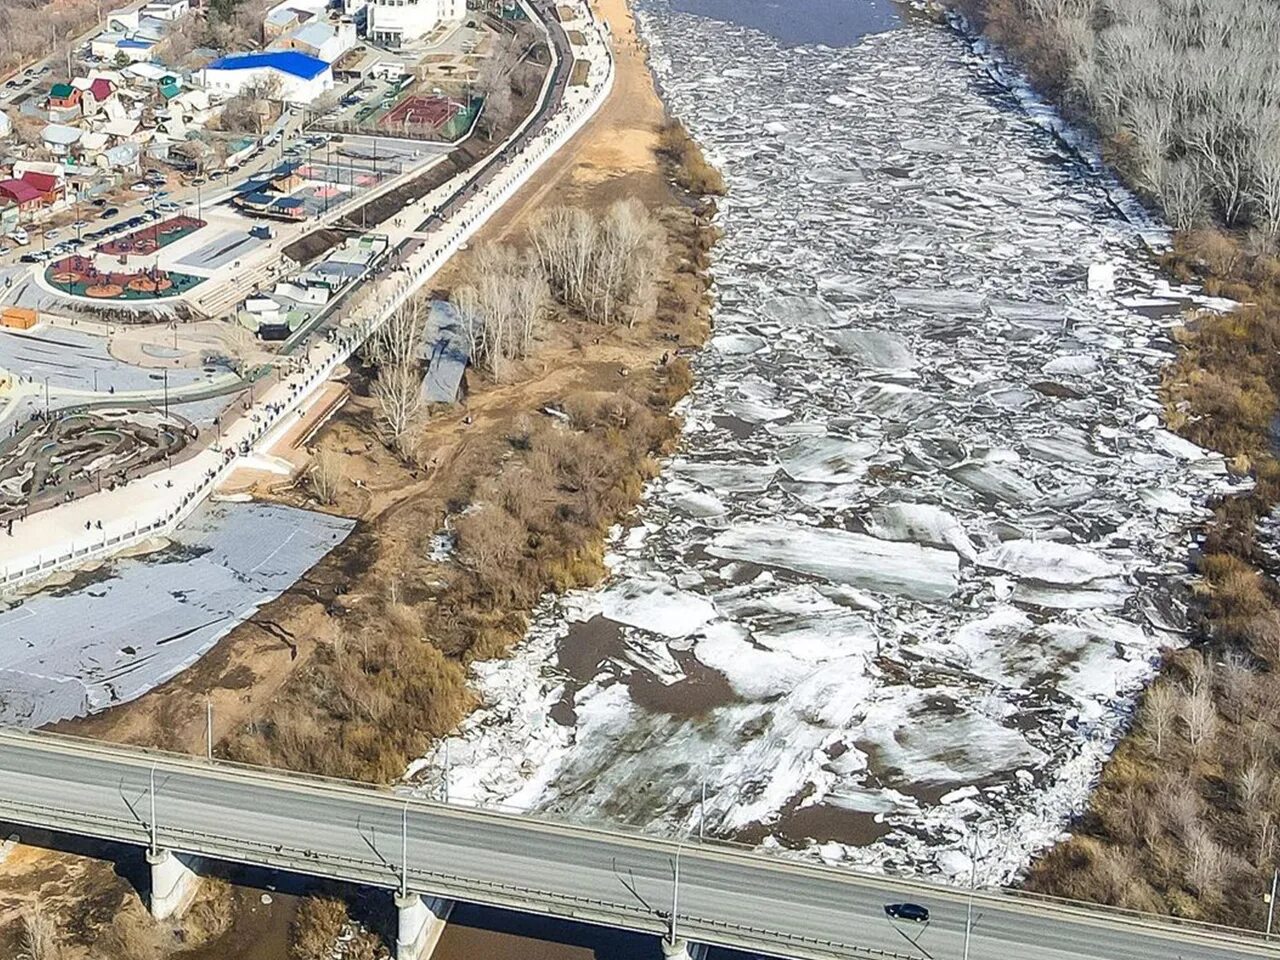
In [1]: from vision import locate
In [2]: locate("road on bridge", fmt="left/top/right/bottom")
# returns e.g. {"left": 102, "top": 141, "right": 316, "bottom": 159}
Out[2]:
{"left": 0, "top": 731, "right": 1274, "bottom": 960}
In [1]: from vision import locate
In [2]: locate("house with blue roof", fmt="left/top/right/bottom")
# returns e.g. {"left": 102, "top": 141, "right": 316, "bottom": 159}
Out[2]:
{"left": 196, "top": 50, "right": 334, "bottom": 104}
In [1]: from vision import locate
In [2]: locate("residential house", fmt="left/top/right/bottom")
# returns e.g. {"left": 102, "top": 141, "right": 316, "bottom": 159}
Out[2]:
{"left": 101, "top": 117, "right": 142, "bottom": 141}
{"left": 105, "top": 8, "right": 141, "bottom": 32}
{"left": 82, "top": 77, "right": 118, "bottom": 116}
{"left": 78, "top": 131, "right": 111, "bottom": 163}
{"left": 47, "top": 84, "right": 81, "bottom": 110}
{"left": 100, "top": 142, "right": 141, "bottom": 173}
{"left": 91, "top": 32, "right": 129, "bottom": 59}
{"left": 0, "top": 179, "right": 45, "bottom": 215}
{"left": 141, "top": 0, "right": 190, "bottom": 20}
{"left": 0, "top": 170, "right": 63, "bottom": 216}
{"left": 115, "top": 38, "right": 157, "bottom": 63}
{"left": 262, "top": 0, "right": 328, "bottom": 39}
{"left": 41, "top": 123, "right": 82, "bottom": 156}
{"left": 274, "top": 19, "right": 356, "bottom": 63}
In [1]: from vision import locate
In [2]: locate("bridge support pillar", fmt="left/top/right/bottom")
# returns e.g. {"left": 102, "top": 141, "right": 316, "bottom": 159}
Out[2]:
{"left": 660, "top": 938, "right": 706, "bottom": 960}
{"left": 395, "top": 893, "right": 452, "bottom": 960}
{"left": 146, "top": 849, "right": 200, "bottom": 921}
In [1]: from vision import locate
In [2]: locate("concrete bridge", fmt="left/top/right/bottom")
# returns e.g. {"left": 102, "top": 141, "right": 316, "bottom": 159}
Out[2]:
{"left": 0, "top": 730, "right": 1276, "bottom": 960}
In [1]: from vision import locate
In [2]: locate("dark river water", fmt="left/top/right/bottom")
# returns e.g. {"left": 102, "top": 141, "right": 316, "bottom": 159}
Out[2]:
{"left": 670, "top": 0, "right": 901, "bottom": 45}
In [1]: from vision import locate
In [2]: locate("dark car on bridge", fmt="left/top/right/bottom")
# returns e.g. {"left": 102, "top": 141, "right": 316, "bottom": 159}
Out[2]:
{"left": 884, "top": 903, "right": 929, "bottom": 923}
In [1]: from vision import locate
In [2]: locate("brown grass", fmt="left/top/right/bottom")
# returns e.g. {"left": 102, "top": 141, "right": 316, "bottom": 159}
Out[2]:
{"left": 1024, "top": 225, "right": 1280, "bottom": 924}
{"left": 657, "top": 118, "right": 726, "bottom": 198}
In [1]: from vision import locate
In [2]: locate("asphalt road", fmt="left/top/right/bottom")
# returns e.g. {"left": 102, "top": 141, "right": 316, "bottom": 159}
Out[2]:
{"left": 0, "top": 732, "right": 1275, "bottom": 960}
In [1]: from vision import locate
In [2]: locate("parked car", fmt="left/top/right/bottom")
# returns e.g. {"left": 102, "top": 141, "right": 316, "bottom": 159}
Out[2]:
{"left": 191, "top": 177, "right": 206, "bottom": 186}
{"left": 19, "top": 253, "right": 38, "bottom": 263}
{"left": 9, "top": 228, "right": 29, "bottom": 245}
{"left": 130, "top": 181, "right": 151, "bottom": 192}
{"left": 884, "top": 904, "right": 929, "bottom": 924}
{"left": 209, "top": 170, "right": 225, "bottom": 180}
{"left": 157, "top": 201, "right": 180, "bottom": 213}
{"left": 44, "top": 229, "right": 60, "bottom": 240}
{"left": 90, "top": 197, "right": 107, "bottom": 207}
{"left": 100, "top": 207, "right": 119, "bottom": 219}
{"left": 71, "top": 219, "right": 88, "bottom": 230}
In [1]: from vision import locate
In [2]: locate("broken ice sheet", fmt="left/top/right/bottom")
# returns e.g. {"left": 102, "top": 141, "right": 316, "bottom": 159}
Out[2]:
{"left": 412, "top": 3, "right": 1234, "bottom": 886}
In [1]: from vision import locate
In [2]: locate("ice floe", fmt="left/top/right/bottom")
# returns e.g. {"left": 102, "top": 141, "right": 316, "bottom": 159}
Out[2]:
{"left": 410, "top": 2, "right": 1240, "bottom": 888}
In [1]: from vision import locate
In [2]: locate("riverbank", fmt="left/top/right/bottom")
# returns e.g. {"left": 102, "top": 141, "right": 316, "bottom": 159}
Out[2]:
{"left": 942, "top": 0, "right": 1280, "bottom": 926}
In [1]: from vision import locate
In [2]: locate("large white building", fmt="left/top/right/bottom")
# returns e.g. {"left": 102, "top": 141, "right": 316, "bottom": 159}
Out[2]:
{"left": 197, "top": 51, "right": 334, "bottom": 104}
{"left": 367, "top": 0, "right": 464, "bottom": 48}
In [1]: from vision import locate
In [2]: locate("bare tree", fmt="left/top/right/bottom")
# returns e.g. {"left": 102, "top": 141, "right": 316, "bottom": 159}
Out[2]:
{"left": 373, "top": 298, "right": 425, "bottom": 370}
{"left": 308, "top": 448, "right": 341, "bottom": 504}
{"left": 1182, "top": 679, "right": 1218, "bottom": 754}
{"left": 1249, "top": 142, "right": 1280, "bottom": 243}
{"left": 1142, "top": 681, "right": 1177, "bottom": 755}
{"left": 530, "top": 202, "right": 663, "bottom": 325}
{"left": 372, "top": 363, "right": 423, "bottom": 459}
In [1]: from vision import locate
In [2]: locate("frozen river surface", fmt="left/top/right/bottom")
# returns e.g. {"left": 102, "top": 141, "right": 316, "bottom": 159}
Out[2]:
{"left": 412, "top": 6, "right": 1238, "bottom": 881}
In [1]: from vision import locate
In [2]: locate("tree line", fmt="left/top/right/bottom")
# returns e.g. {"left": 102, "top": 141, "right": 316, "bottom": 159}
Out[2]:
{"left": 968, "top": 0, "right": 1280, "bottom": 241}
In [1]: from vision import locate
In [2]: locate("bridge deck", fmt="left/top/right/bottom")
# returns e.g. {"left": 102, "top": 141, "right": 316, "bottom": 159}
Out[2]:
{"left": 0, "top": 731, "right": 1273, "bottom": 960}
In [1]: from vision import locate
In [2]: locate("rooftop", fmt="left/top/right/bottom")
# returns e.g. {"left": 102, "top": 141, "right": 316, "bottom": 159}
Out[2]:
{"left": 205, "top": 50, "right": 330, "bottom": 80}
{"left": 289, "top": 21, "right": 336, "bottom": 48}
{"left": 41, "top": 124, "right": 82, "bottom": 146}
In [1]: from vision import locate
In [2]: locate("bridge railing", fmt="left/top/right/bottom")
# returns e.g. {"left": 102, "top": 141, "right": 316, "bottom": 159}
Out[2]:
{"left": 0, "top": 782, "right": 917, "bottom": 960}
{"left": 1, "top": 727, "right": 1275, "bottom": 953}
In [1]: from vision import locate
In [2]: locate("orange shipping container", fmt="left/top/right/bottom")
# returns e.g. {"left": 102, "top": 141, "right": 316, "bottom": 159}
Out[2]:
{"left": 0, "top": 307, "right": 37, "bottom": 330}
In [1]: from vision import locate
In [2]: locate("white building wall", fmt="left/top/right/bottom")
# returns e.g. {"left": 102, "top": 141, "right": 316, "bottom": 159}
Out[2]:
{"left": 200, "top": 64, "right": 334, "bottom": 104}
{"left": 367, "top": 0, "right": 463, "bottom": 45}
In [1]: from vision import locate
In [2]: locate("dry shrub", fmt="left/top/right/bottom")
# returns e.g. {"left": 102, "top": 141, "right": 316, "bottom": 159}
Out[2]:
{"left": 292, "top": 896, "right": 348, "bottom": 960}
{"left": 222, "top": 200, "right": 713, "bottom": 785}
{"left": 657, "top": 118, "right": 727, "bottom": 197}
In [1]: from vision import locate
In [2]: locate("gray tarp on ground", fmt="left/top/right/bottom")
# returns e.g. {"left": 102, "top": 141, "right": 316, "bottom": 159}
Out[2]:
{"left": 0, "top": 501, "right": 354, "bottom": 727}
{"left": 419, "top": 300, "right": 468, "bottom": 404}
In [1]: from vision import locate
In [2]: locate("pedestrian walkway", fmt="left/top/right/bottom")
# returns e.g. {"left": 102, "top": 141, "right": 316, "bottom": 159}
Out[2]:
{"left": 0, "top": 0, "right": 615, "bottom": 591}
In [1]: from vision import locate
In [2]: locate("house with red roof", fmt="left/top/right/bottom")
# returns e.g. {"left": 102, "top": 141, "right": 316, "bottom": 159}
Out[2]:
{"left": 0, "top": 179, "right": 45, "bottom": 213}
{"left": 0, "top": 171, "right": 63, "bottom": 215}
{"left": 85, "top": 77, "right": 116, "bottom": 111}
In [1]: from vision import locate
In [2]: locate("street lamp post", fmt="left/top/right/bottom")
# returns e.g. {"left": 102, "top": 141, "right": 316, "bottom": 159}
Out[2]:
{"left": 400, "top": 801, "right": 410, "bottom": 898}
{"left": 148, "top": 762, "right": 158, "bottom": 856}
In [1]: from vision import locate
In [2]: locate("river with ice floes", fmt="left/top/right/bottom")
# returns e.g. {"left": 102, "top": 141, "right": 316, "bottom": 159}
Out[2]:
{"left": 407, "top": 1, "right": 1246, "bottom": 884}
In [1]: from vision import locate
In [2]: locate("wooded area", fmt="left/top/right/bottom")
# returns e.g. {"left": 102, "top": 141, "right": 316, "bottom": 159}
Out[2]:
{"left": 961, "top": 0, "right": 1280, "bottom": 241}
{"left": 960, "top": 0, "right": 1280, "bottom": 926}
